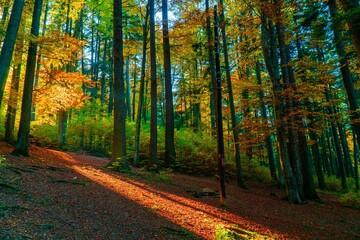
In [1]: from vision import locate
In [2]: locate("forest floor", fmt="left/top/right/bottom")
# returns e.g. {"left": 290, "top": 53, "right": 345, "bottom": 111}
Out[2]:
{"left": 0, "top": 141, "right": 359, "bottom": 239}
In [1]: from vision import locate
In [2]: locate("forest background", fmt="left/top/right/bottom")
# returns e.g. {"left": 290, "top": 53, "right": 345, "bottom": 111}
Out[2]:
{"left": 0, "top": 0, "right": 360, "bottom": 206}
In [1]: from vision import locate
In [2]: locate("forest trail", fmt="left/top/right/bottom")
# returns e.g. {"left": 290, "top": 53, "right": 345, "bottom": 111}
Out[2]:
{"left": 0, "top": 141, "right": 359, "bottom": 239}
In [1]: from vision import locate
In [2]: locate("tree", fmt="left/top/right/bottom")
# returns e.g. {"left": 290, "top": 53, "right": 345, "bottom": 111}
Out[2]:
{"left": 162, "top": 0, "right": 176, "bottom": 166}
{"left": 134, "top": 4, "right": 149, "bottom": 167}
{"left": 109, "top": 0, "right": 128, "bottom": 170}
{"left": 12, "top": 0, "right": 43, "bottom": 156}
{"left": 214, "top": 5, "right": 226, "bottom": 206}
{"left": 0, "top": 0, "right": 25, "bottom": 106}
{"left": 149, "top": 0, "right": 158, "bottom": 168}
{"left": 218, "top": 1, "right": 246, "bottom": 189}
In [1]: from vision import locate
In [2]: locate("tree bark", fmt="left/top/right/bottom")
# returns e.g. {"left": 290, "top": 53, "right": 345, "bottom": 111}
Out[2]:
{"left": 214, "top": 6, "right": 226, "bottom": 205}
{"left": 125, "top": 55, "right": 132, "bottom": 118}
{"left": 110, "top": 0, "right": 128, "bottom": 170}
{"left": 0, "top": 0, "right": 25, "bottom": 106}
{"left": 4, "top": 40, "right": 23, "bottom": 142}
{"left": 218, "top": 1, "right": 246, "bottom": 188}
{"left": 12, "top": 0, "right": 43, "bottom": 156}
{"left": 329, "top": 0, "right": 360, "bottom": 161}
{"left": 205, "top": 0, "right": 216, "bottom": 136}
{"left": 134, "top": 4, "right": 149, "bottom": 167}
{"left": 149, "top": 0, "right": 158, "bottom": 168}
{"left": 162, "top": 0, "right": 176, "bottom": 166}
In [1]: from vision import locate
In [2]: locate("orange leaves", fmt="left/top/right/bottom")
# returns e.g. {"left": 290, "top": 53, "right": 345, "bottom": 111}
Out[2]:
{"left": 37, "top": 32, "right": 85, "bottom": 69}
{"left": 34, "top": 70, "right": 87, "bottom": 116}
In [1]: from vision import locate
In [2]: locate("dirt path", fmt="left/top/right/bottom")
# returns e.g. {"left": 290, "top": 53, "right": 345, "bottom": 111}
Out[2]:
{"left": 1, "top": 142, "right": 359, "bottom": 239}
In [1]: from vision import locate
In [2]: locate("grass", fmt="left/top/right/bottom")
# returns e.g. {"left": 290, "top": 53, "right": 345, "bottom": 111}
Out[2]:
{"left": 215, "top": 224, "right": 272, "bottom": 240}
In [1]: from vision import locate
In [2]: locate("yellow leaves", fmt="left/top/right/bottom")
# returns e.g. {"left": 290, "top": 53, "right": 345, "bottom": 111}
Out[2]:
{"left": 34, "top": 70, "right": 87, "bottom": 116}
{"left": 37, "top": 32, "right": 85, "bottom": 69}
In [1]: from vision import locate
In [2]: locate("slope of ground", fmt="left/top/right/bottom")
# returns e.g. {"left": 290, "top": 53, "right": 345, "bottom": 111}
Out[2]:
{"left": 0, "top": 141, "right": 359, "bottom": 239}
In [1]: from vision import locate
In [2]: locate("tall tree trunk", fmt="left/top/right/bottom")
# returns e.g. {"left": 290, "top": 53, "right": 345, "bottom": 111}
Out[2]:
{"left": 100, "top": 38, "right": 108, "bottom": 107}
{"left": 329, "top": 0, "right": 360, "bottom": 158}
{"left": 353, "top": 128, "right": 359, "bottom": 190}
{"left": 132, "top": 57, "right": 137, "bottom": 121}
{"left": 256, "top": 61, "right": 277, "bottom": 181}
{"left": 0, "top": 0, "right": 25, "bottom": 106}
{"left": 149, "top": 0, "right": 158, "bottom": 168}
{"left": 325, "top": 87, "right": 347, "bottom": 189}
{"left": 125, "top": 55, "right": 132, "bottom": 118}
{"left": 261, "top": 4, "right": 303, "bottom": 203}
{"left": 134, "top": 4, "right": 149, "bottom": 167}
{"left": 214, "top": 6, "right": 226, "bottom": 206}
{"left": 205, "top": 0, "right": 216, "bottom": 136}
{"left": 12, "top": 0, "right": 43, "bottom": 156}
{"left": 32, "top": 1, "right": 49, "bottom": 121}
{"left": 163, "top": 0, "right": 176, "bottom": 166}
{"left": 4, "top": 40, "right": 23, "bottom": 142}
{"left": 218, "top": 1, "right": 246, "bottom": 188}
{"left": 110, "top": 0, "right": 128, "bottom": 170}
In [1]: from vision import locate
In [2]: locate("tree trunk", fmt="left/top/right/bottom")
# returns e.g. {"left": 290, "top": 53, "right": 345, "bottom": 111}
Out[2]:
{"left": 132, "top": 57, "right": 137, "bottom": 121}
{"left": 261, "top": 4, "right": 303, "bottom": 203}
{"left": 134, "top": 4, "right": 149, "bottom": 167}
{"left": 329, "top": 0, "right": 360, "bottom": 160}
{"left": 12, "top": 0, "right": 43, "bottom": 156}
{"left": 162, "top": 0, "right": 176, "bottom": 166}
{"left": 149, "top": 0, "right": 158, "bottom": 168}
{"left": 4, "top": 51, "right": 22, "bottom": 142}
{"left": 256, "top": 62, "right": 277, "bottom": 181}
{"left": 353, "top": 128, "right": 359, "bottom": 190}
{"left": 214, "top": 6, "right": 226, "bottom": 205}
{"left": 125, "top": 55, "right": 132, "bottom": 118}
{"left": 110, "top": 0, "right": 128, "bottom": 170}
{"left": 32, "top": 1, "right": 49, "bottom": 121}
{"left": 205, "top": 0, "right": 216, "bottom": 136}
{"left": 0, "top": 0, "right": 25, "bottom": 106}
{"left": 218, "top": 1, "right": 246, "bottom": 188}
{"left": 58, "top": 109, "right": 68, "bottom": 147}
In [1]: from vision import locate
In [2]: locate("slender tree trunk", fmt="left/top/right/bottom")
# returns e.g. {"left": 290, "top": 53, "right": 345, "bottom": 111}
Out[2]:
{"left": 256, "top": 62, "right": 277, "bottom": 181}
{"left": 132, "top": 57, "right": 137, "bottom": 121}
{"left": 12, "top": 0, "right": 43, "bottom": 156}
{"left": 0, "top": 0, "right": 25, "bottom": 106}
{"left": 205, "top": 0, "right": 216, "bottom": 136}
{"left": 329, "top": 0, "right": 360, "bottom": 157}
{"left": 125, "top": 55, "right": 132, "bottom": 118}
{"left": 100, "top": 38, "right": 108, "bottom": 107}
{"left": 218, "top": 1, "right": 246, "bottom": 188}
{"left": 214, "top": 6, "right": 226, "bottom": 205}
{"left": 134, "top": 4, "right": 149, "bottom": 167}
{"left": 110, "top": 0, "right": 128, "bottom": 170}
{"left": 4, "top": 45, "right": 22, "bottom": 142}
{"left": 163, "top": 0, "right": 176, "bottom": 166}
{"left": 353, "top": 128, "right": 359, "bottom": 190}
{"left": 325, "top": 86, "right": 347, "bottom": 189}
{"left": 149, "top": 0, "right": 157, "bottom": 168}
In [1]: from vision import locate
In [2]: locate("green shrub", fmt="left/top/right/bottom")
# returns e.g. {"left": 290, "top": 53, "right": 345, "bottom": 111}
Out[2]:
{"left": 242, "top": 160, "right": 272, "bottom": 183}
{"left": 340, "top": 191, "right": 360, "bottom": 209}
{"left": 31, "top": 123, "right": 58, "bottom": 147}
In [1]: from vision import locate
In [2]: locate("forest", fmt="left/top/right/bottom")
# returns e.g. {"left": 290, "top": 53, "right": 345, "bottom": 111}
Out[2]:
{"left": 0, "top": 0, "right": 360, "bottom": 238}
